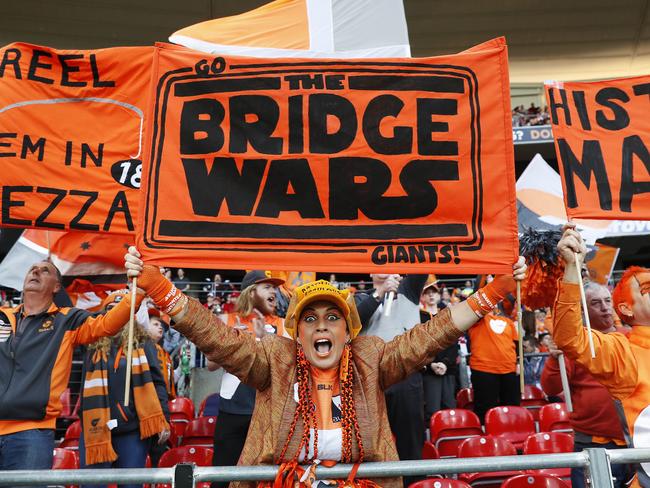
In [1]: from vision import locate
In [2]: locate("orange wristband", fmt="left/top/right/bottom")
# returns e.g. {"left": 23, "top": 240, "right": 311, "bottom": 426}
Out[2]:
{"left": 139, "top": 265, "right": 188, "bottom": 316}
{"left": 467, "top": 275, "right": 515, "bottom": 317}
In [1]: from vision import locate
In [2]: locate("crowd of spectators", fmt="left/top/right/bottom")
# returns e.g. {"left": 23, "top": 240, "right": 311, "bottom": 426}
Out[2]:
{"left": 512, "top": 103, "right": 551, "bottom": 127}
{"left": 0, "top": 248, "right": 643, "bottom": 487}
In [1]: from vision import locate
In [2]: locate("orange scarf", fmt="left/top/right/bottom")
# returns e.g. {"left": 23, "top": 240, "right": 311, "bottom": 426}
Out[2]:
{"left": 81, "top": 347, "right": 169, "bottom": 465}
{"left": 260, "top": 461, "right": 381, "bottom": 488}
{"left": 156, "top": 343, "right": 176, "bottom": 399}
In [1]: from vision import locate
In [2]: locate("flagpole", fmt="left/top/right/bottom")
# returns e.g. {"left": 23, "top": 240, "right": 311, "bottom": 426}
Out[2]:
{"left": 516, "top": 281, "right": 525, "bottom": 394}
{"left": 558, "top": 353, "right": 573, "bottom": 412}
{"left": 124, "top": 277, "right": 137, "bottom": 406}
{"left": 574, "top": 254, "right": 596, "bottom": 358}
{"left": 567, "top": 220, "right": 595, "bottom": 358}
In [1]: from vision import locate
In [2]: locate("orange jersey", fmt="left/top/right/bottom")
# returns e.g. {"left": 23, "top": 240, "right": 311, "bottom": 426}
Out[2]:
{"left": 156, "top": 343, "right": 176, "bottom": 399}
{"left": 468, "top": 312, "right": 518, "bottom": 374}
{"left": 553, "top": 282, "right": 650, "bottom": 486}
{"left": 218, "top": 312, "right": 285, "bottom": 409}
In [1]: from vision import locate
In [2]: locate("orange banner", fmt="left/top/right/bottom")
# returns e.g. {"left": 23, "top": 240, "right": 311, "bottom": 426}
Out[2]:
{"left": 137, "top": 39, "right": 518, "bottom": 273}
{"left": 0, "top": 43, "right": 153, "bottom": 234}
{"left": 546, "top": 76, "right": 650, "bottom": 220}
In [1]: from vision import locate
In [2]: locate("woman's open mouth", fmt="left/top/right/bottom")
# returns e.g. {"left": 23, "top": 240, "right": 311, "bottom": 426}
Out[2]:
{"left": 314, "top": 338, "right": 333, "bottom": 357}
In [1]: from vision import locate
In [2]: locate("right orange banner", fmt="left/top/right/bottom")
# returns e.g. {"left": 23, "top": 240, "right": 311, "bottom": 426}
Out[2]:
{"left": 545, "top": 76, "right": 650, "bottom": 220}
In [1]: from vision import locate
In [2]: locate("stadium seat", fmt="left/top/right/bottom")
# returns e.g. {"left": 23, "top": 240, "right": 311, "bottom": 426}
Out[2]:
{"left": 197, "top": 393, "right": 220, "bottom": 417}
{"left": 422, "top": 441, "right": 439, "bottom": 460}
{"left": 501, "top": 474, "right": 570, "bottom": 488}
{"left": 169, "top": 397, "right": 195, "bottom": 422}
{"left": 456, "top": 388, "right": 474, "bottom": 411}
{"left": 52, "top": 448, "right": 79, "bottom": 488}
{"left": 157, "top": 446, "right": 213, "bottom": 488}
{"left": 59, "top": 419, "right": 81, "bottom": 450}
{"left": 180, "top": 416, "right": 217, "bottom": 447}
{"left": 52, "top": 447, "right": 79, "bottom": 469}
{"left": 169, "top": 421, "right": 184, "bottom": 447}
{"left": 484, "top": 406, "right": 535, "bottom": 450}
{"left": 523, "top": 432, "right": 573, "bottom": 479}
{"left": 71, "top": 394, "right": 81, "bottom": 419}
{"left": 429, "top": 409, "right": 483, "bottom": 457}
{"left": 521, "top": 385, "right": 548, "bottom": 421}
{"left": 538, "top": 404, "right": 572, "bottom": 434}
{"left": 457, "top": 436, "right": 522, "bottom": 487}
{"left": 408, "top": 479, "right": 471, "bottom": 488}
{"left": 168, "top": 397, "right": 195, "bottom": 438}
{"left": 59, "top": 388, "right": 74, "bottom": 419}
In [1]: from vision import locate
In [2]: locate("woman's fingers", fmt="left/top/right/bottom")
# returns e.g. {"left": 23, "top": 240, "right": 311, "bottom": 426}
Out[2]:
{"left": 124, "top": 246, "right": 144, "bottom": 278}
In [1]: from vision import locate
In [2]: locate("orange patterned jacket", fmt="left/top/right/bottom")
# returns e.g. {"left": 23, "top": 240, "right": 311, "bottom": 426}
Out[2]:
{"left": 174, "top": 298, "right": 462, "bottom": 488}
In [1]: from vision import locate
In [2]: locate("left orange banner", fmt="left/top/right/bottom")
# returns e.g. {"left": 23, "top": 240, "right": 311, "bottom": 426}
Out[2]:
{"left": 0, "top": 43, "right": 153, "bottom": 234}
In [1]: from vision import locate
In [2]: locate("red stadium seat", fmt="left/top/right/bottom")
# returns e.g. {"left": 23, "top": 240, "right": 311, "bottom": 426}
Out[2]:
{"left": 59, "top": 388, "right": 74, "bottom": 419}
{"left": 538, "top": 404, "right": 572, "bottom": 434}
{"left": 485, "top": 406, "right": 535, "bottom": 450}
{"left": 71, "top": 394, "right": 81, "bottom": 419}
{"left": 52, "top": 448, "right": 79, "bottom": 488}
{"left": 501, "top": 474, "right": 570, "bottom": 488}
{"left": 422, "top": 441, "right": 439, "bottom": 460}
{"left": 408, "top": 479, "right": 471, "bottom": 488}
{"left": 456, "top": 388, "right": 474, "bottom": 411}
{"left": 157, "top": 446, "right": 213, "bottom": 488}
{"left": 430, "top": 409, "right": 483, "bottom": 457}
{"left": 523, "top": 432, "right": 573, "bottom": 479}
{"left": 419, "top": 442, "right": 442, "bottom": 480}
{"left": 168, "top": 397, "right": 195, "bottom": 438}
{"left": 457, "top": 436, "right": 522, "bottom": 487}
{"left": 521, "top": 385, "right": 548, "bottom": 421}
{"left": 169, "top": 422, "right": 184, "bottom": 447}
{"left": 59, "top": 420, "right": 81, "bottom": 450}
{"left": 180, "top": 416, "right": 217, "bottom": 447}
{"left": 52, "top": 447, "right": 79, "bottom": 469}
{"left": 158, "top": 445, "right": 213, "bottom": 466}
{"left": 169, "top": 397, "right": 195, "bottom": 422}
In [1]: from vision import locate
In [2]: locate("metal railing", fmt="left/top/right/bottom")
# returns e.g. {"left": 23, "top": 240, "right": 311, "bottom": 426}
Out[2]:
{"left": 1, "top": 447, "right": 648, "bottom": 487}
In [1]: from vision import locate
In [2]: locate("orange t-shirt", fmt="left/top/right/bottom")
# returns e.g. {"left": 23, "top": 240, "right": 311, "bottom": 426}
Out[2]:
{"left": 223, "top": 312, "right": 285, "bottom": 337}
{"left": 468, "top": 312, "right": 518, "bottom": 374}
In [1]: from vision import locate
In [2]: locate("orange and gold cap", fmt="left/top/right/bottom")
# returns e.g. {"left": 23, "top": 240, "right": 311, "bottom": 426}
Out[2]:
{"left": 284, "top": 280, "right": 362, "bottom": 340}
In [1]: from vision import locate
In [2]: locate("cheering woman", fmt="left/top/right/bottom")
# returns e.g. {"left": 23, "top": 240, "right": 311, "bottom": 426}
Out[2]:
{"left": 124, "top": 247, "right": 525, "bottom": 488}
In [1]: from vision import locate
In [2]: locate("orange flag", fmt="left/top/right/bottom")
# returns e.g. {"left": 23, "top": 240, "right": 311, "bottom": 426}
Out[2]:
{"left": 0, "top": 43, "right": 153, "bottom": 234}
{"left": 137, "top": 39, "right": 517, "bottom": 273}
{"left": 585, "top": 243, "right": 619, "bottom": 285}
{"left": 545, "top": 75, "right": 650, "bottom": 220}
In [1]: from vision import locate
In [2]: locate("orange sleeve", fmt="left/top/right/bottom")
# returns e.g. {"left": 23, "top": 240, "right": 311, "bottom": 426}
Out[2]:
{"left": 379, "top": 307, "right": 463, "bottom": 389}
{"left": 72, "top": 292, "right": 145, "bottom": 345}
{"left": 552, "top": 281, "right": 637, "bottom": 399}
